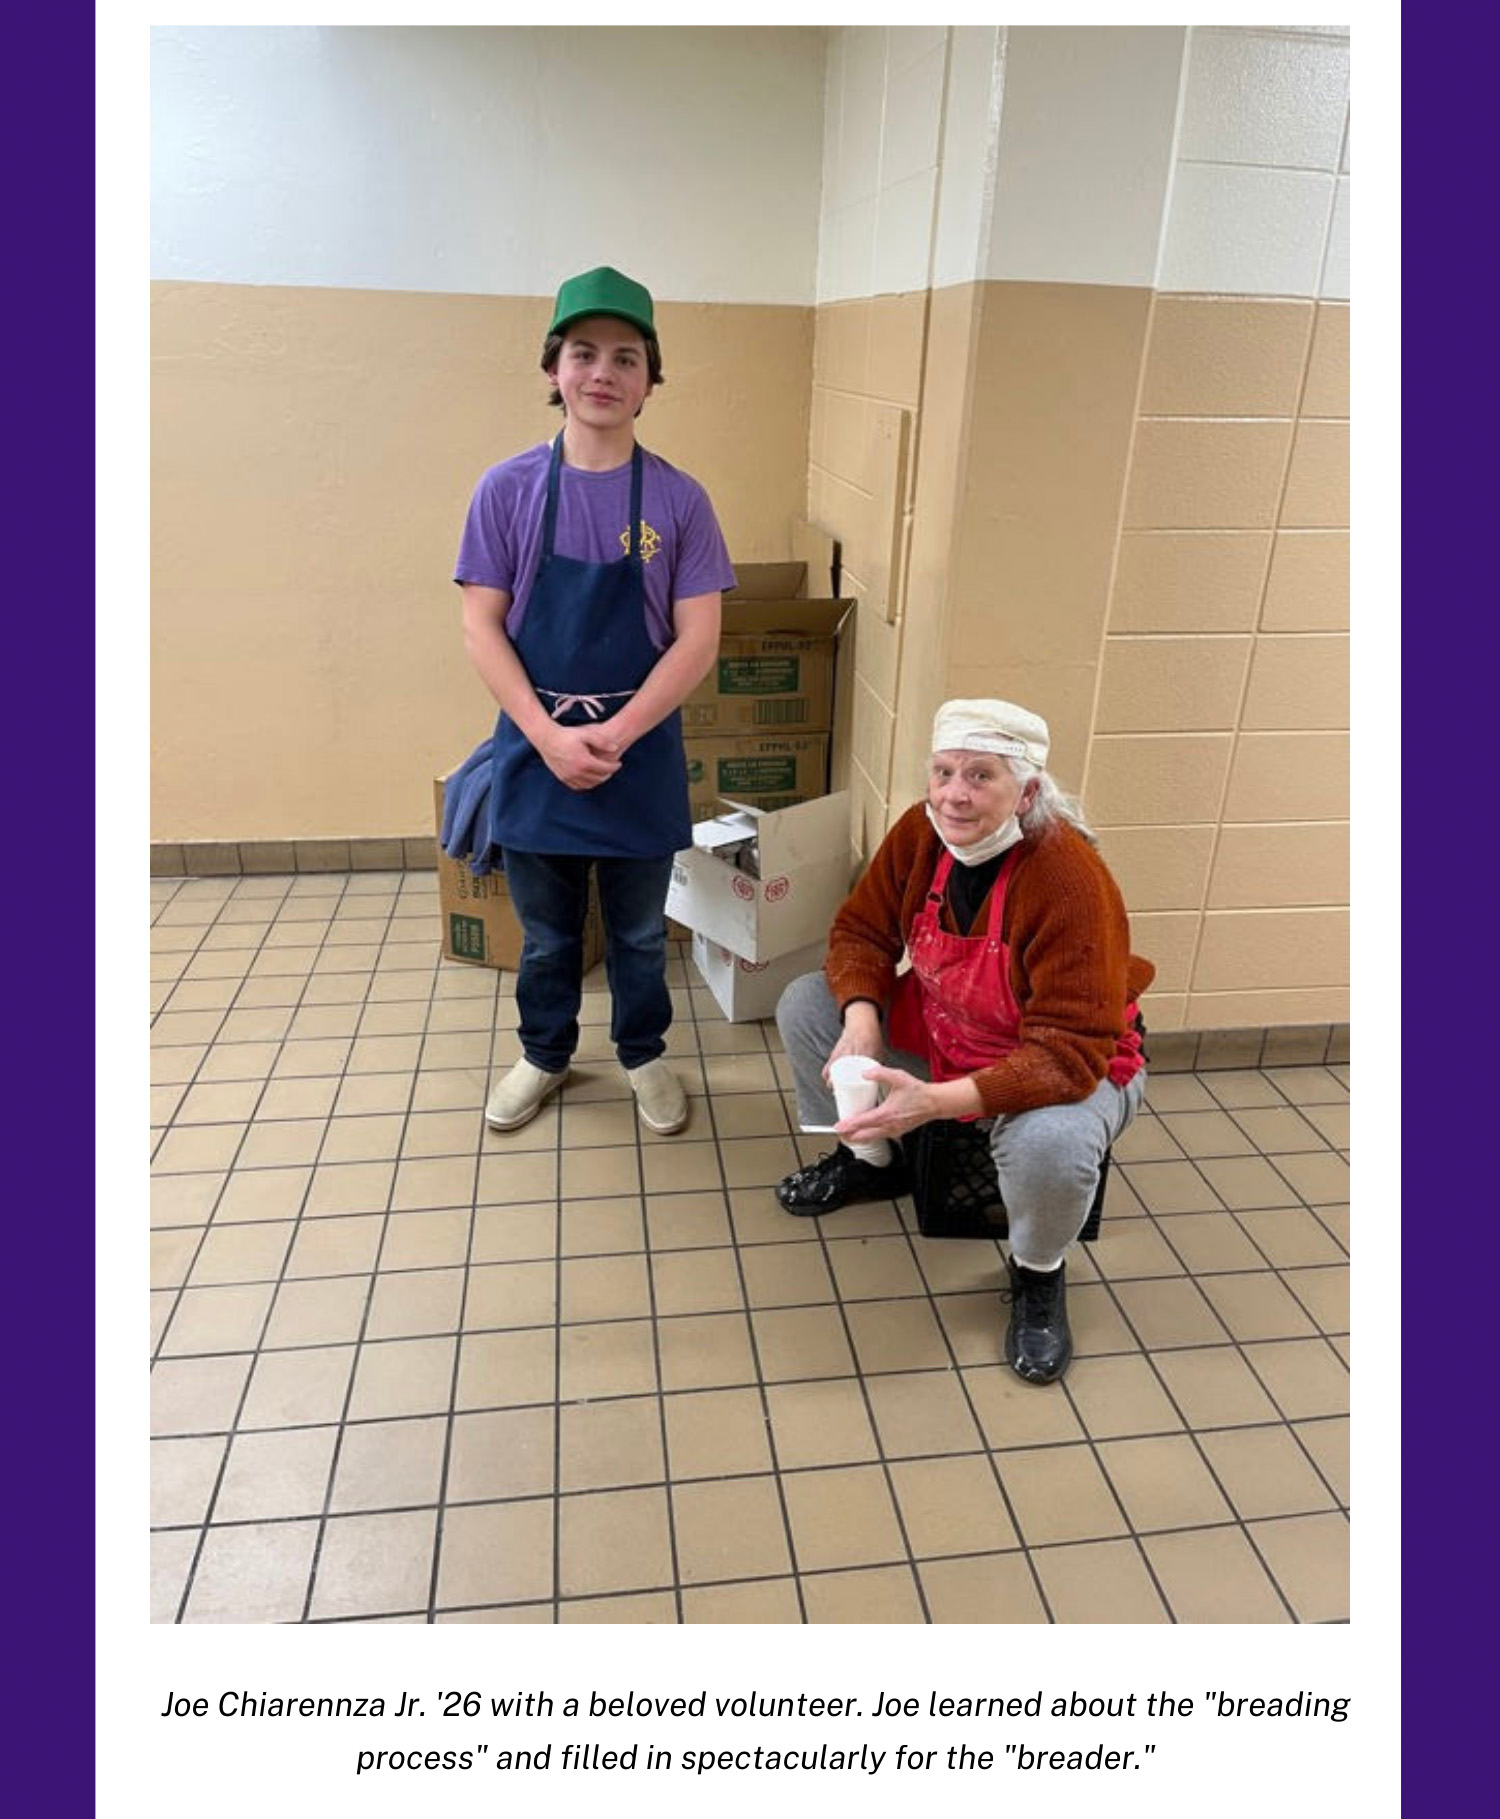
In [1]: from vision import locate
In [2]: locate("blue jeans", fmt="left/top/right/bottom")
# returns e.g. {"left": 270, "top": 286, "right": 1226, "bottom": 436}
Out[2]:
{"left": 501, "top": 851, "right": 675, "bottom": 1072}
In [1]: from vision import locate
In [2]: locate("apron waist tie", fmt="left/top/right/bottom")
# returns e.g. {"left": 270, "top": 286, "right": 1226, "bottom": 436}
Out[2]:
{"left": 536, "top": 686, "right": 638, "bottom": 721}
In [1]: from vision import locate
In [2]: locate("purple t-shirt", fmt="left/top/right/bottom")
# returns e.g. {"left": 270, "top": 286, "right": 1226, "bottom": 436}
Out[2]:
{"left": 454, "top": 441, "right": 735, "bottom": 651}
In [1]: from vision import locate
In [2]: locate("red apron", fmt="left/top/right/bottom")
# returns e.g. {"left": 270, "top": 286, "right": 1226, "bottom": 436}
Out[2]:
{"left": 886, "top": 846, "right": 1143, "bottom": 1094}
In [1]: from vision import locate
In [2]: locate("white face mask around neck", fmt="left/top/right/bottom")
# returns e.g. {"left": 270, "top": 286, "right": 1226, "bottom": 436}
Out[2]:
{"left": 925, "top": 803, "right": 1025, "bottom": 866}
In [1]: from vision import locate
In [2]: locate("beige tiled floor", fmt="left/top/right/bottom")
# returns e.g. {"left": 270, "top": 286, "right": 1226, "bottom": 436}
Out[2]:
{"left": 150, "top": 869, "right": 1350, "bottom": 1625}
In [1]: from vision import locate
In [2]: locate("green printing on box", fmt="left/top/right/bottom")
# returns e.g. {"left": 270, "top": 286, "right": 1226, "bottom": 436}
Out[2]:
{"left": 449, "top": 913, "right": 487, "bottom": 962}
{"left": 717, "top": 655, "right": 800, "bottom": 696}
{"left": 718, "top": 756, "right": 797, "bottom": 792}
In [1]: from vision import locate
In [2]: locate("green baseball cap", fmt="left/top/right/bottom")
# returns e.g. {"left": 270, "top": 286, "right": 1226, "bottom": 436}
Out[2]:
{"left": 548, "top": 265, "right": 655, "bottom": 339}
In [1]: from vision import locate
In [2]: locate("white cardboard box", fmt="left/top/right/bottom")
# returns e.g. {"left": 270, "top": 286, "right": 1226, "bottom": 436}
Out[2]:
{"left": 665, "top": 791, "right": 851, "bottom": 963}
{"left": 692, "top": 932, "right": 826, "bottom": 1024}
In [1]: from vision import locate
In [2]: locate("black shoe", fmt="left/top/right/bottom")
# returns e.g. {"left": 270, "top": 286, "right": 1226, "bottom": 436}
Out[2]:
{"left": 1003, "top": 1256, "right": 1072, "bottom": 1384}
{"left": 775, "top": 1143, "right": 909, "bottom": 1216}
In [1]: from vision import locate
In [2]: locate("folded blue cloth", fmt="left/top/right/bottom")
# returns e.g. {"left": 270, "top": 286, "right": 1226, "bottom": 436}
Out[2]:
{"left": 441, "top": 738, "right": 502, "bottom": 876}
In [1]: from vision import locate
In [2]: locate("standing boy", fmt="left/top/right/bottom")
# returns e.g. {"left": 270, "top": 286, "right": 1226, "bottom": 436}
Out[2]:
{"left": 455, "top": 266, "right": 734, "bottom": 1135}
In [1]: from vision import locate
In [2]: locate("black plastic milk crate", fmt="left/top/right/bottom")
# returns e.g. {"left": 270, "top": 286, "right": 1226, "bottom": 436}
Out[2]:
{"left": 907, "top": 1117, "right": 1110, "bottom": 1242}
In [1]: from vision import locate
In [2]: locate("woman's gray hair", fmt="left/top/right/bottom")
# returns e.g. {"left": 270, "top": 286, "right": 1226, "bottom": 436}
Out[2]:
{"left": 1006, "top": 759, "right": 1098, "bottom": 845}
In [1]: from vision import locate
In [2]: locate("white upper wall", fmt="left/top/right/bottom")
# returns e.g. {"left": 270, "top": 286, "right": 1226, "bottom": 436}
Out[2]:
{"left": 1158, "top": 25, "right": 1351, "bottom": 298}
{"left": 151, "top": 25, "right": 825, "bottom": 303}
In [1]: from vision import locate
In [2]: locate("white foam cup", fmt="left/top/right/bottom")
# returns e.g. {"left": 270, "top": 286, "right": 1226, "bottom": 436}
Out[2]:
{"left": 828, "top": 1053, "right": 881, "bottom": 1121}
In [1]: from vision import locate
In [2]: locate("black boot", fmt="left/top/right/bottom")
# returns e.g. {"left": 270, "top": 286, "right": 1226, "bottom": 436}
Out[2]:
{"left": 776, "top": 1143, "right": 909, "bottom": 1216}
{"left": 1003, "top": 1255, "right": 1072, "bottom": 1384}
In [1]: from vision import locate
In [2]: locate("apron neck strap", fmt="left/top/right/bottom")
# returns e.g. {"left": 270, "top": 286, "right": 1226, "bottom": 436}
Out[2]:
{"left": 542, "top": 433, "right": 645, "bottom": 563}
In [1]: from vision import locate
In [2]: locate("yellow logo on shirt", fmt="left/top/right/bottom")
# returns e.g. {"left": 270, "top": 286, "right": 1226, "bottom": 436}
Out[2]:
{"left": 621, "top": 521, "right": 662, "bottom": 565}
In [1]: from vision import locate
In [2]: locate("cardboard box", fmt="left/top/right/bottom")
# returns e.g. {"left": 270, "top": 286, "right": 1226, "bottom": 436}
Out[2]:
{"left": 692, "top": 931, "right": 826, "bottom": 1024}
{"left": 665, "top": 791, "right": 852, "bottom": 963}
{"left": 432, "top": 776, "right": 604, "bottom": 972}
{"left": 684, "top": 732, "right": 829, "bottom": 823}
{"left": 681, "top": 560, "right": 852, "bottom": 735}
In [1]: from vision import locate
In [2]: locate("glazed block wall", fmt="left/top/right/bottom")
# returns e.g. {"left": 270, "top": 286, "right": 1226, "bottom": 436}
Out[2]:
{"left": 807, "top": 24, "right": 1349, "bottom": 1030}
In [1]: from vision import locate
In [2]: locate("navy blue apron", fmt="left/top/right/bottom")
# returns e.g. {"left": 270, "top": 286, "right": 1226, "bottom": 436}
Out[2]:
{"left": 489, "top": 434, "right": 692, "bottom": 858}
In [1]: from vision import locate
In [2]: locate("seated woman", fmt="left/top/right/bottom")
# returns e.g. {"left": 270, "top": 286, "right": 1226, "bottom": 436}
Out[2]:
{"left": 774, "top": 698, "right": 1154, "bottom": 1385}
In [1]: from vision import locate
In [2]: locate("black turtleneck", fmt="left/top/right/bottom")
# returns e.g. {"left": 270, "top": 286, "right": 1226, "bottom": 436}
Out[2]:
{"left": 944, "top": 849, "right": 1007, "bottom": 935}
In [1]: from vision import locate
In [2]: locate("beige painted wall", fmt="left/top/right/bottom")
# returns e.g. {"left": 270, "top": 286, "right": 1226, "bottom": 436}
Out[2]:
{"left": 151, "top": 283, "right": 813, "bottom": 840}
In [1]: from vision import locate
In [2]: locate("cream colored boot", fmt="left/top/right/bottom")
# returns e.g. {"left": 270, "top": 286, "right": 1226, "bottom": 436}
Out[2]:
{"left": 485, "top": 1057, "right": 569, "bottom": 1131}
{"left": 626, "top": 1058, "right": 688, "bottom": 1134}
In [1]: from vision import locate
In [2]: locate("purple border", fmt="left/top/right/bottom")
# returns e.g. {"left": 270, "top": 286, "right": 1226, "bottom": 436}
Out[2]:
{"left": 11, "top": 7, "right": 97, "bottom": 1814}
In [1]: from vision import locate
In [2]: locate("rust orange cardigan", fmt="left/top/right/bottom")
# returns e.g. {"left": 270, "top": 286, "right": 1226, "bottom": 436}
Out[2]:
{"left": 825, "top": 804, "right": 1155, "bottom": 1117}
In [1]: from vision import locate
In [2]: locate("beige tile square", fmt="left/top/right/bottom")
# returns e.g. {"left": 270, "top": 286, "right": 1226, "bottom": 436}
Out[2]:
{"left": 891, "top": 1455, "right": 1018, "bottom": 1559}
{"left": 644, "top": 1190, "right": 734, "bottom": 1251}
{"left": 999, "top": 1444, "right": 1128, "bottom": 1546}
{"left": 151, "top": 1435, "right": 228, "bottom": 1527}
{"left": 153, "top": 1125, "right": 247, "bottom": 1176}
{"left": 1113, "top": 1116, "right": 1187, "bottom": 1163}
{"left": 436, "top": 1499, "right": 554, "bottom": 1610}
{"left": 560, "top": 1397, "right": 664, "bottom": 1492}
{"left": 471, "top": 1203, "right": 556, "bottom": 1264}
{"left": 175, "top": 1080, "right": 264, "bottom": 1126}
{"left": 457, "top": 1328, "right": 558, "bottom": 1410}
{"left": 1240, "top": 634, "right": 1348, "bottom": 731}
{"left": 765, "top": 1379, "right": 879, "bottom": 1470}
{"left": 304, "top": 1161, "right": 395, "bottom": 1217}
{"left": 150, "top": 1227, "right": 215, "bottom": 1291}
{"left": 650, "top": 1247, "right": 746, "bottom": 1317}
{"left": 864, "top": 1370, "right": 982, "bottom": 1459}
{"left": 1120, "top": 1161, "right": 1223, "bottom": 1215}
{"left": 150, "top": 1355, "right": 253, "bottom": 1436}
{"left": 917, "top": 1552, "right": 1047, "bottom": 1623}
{"left": 1223, "top": 732, "right": 1348, "bottom": 822}
{"left": 656, "top": 1312, "right": 756, "bottom": 1391}
{"left": 152, "top": 1173, "right": 225, "bottom": 1228}
{"left": 1270, "top": 1151, "right": 1351, "bottom": 1205}
{"left": 1143, "top": 1526, "right": 1292, "bottom": 1623}
{"left": 1093, "top": 1220, "right": 1186, "bottom": 1280}
{"left": 1124, "top": 419, "right": 1292, "bottom": 529}
{"left": 559, "top": 1253, "right": 650, "bottom": 1324}
{"left": 800, "top": 1565, "right": 926, "bottom": 1624}
{"left": 475, "top": 1149, "right": 558, "bottom": 1206}
{"left": 962, "top": 1363, "right": 1085, "bottom": 1450}
{"left": 751, "top": 1305, "right": 857, "bottom": 1381}
{"left": 1153, "top": 1345, "right": 1280, "bottom": 1428}
{"left": 329, "top": 1416, "right": 447, "bottom": 1512}
{"left": 392, "top": 1155, "right": 479, "bottom": 1212}
{"left": 381, "top": 1207, "right": 472, "bottom": 1271}
{"left": 366, "top": 1267, "right": 466, "bottom": 1340}
{"left": 1033, "top": 1538, "right": 1171, "bottom": 1622}
{"left": 558, "top": 1487, "right": 673, "bottom": 1598}
{"left": 933, "top": 1290, "right": 1008, "bottom": 1368}
{"left": 710, "top": 1092, "right": 792, "bottom": 1139}
{"left": 284, "top": 1214, "right": 383, "bottom": 1280}
{"left": 339, "top": 1074, "right": 416, "bottom": 1116}
{"left": 558, "top": 1197, "right": 645, "bottom": 1257}
{"left": 642, "top": 1142, "right": 723, "bottom": 1194}
{"left": 1195, "top": 1154, "right": 1300, "bottom": 1209}
{"left": 213, "top": 1426, "right": 339, "bottom": 1522}
{"left": 782, "top": 1464, "right": 906, "bottom": 1572}
{"left": 448, "top": 1406, "right": 556, "bottom": 1501}
{"left": 238, "top": 1346, "right": 355, "bottom": 1430}
{"left": 1069, "top": 1281, "right": 1149, "bottom": 1357}
{"left": 681, "top": 1577, "right": 802, "bottom": 1623}
{"left": 1113, "top": 1278, "right": 1230, "bottom": 1349}
{"left": 729, "top": 1186, "right": 823, "bottom": 1246}
{"left": 1067, "top": 1354, "right": 1184, "bottom": 1440}
{"left": 237, "top": 1120, "right": 328, "bottom": 1168}
{"left": 911, "top": 1236, "right": 1007, "bottom": 1297}
{"left": 1198, "top": 1426, "right": 1338, "bottom": 1520}
{"left": 826, "top": 1245, "right": 927, "bottom": 1307}
{"left": 1110, "top": 531, "right": 1271, "bottom": 635}
{"left": 665, "top": 1387, "right": 774, "bottom": 1479}
{"left": 1244, "top": 1338, "right": 1349, "bottom": 1420}
{"left": 554, "top": 1319, "right": 656, "bottom": 1401}
{"left": 1238, "top": 1206, "right": 1346, "bottom": 1267}
{"left": 559, "top": 1591, "right": 677, "bottom": 1623}
{"left": 739, "top": 1241, "right": 836, "bottom": 1308}
{"left": 1155, "top": 1211, "right": 1266, "bottom": 1274}
{"left": 561, "top": 1099, "right": 641, "bottom": 1146}
{"left": 158, "top": 1283, "right": 276, "bottom": 1357}
{"left": 182, "top": 1519, "right": 319, "bottom": 1623}
{"left": 346, "top": 1336, "right": 455, "bottom": 1420}
{"left": 1247, "top": 1512, "right": 1348, "bottom": 1620}
{"left": 1098, "top": 1434, "right": 1233, "bottom": 1531}
{"left": 845, "top": 1299, "right": 951, "bottom": 1373}
{"left": 312, "top": 1114, "right": 404, "bottom": 1164}
{"left": 1265, "top": 1064, "right": 1348, "bottom": 1105}
{"left": 719, "top": 1135, "right": 802, "bottom": 1188}
{"left": 673, "top": 1474, "right": 794, "bottom": 1586}
{"left": 1199, "top": 1272, "right": 1318, "bottom": 1342}
{"left": 1142, "top": 296, "right": 1312, "bottom": 416}
{"left": 559, "top": 1144, "right": 639, "bottom": 1200}
{"left": 1096, "top": 636, "right": 1252, "bottom": 734}
{"left": 464, "top": 1261, "right": 557, "bottom": 1330}
{"left": 258, "top": 1276, "right": 368, "bottom": 1350}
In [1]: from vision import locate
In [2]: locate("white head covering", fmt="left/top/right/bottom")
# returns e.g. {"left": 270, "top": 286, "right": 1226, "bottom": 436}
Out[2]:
{"left": 931, "top": 698, "right": 1049, "bottom": 770}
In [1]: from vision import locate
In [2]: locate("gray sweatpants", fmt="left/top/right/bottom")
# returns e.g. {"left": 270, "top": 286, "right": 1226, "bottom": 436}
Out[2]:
{"left": 776, "top": 971, "right": 1146, "bottom": 1269}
